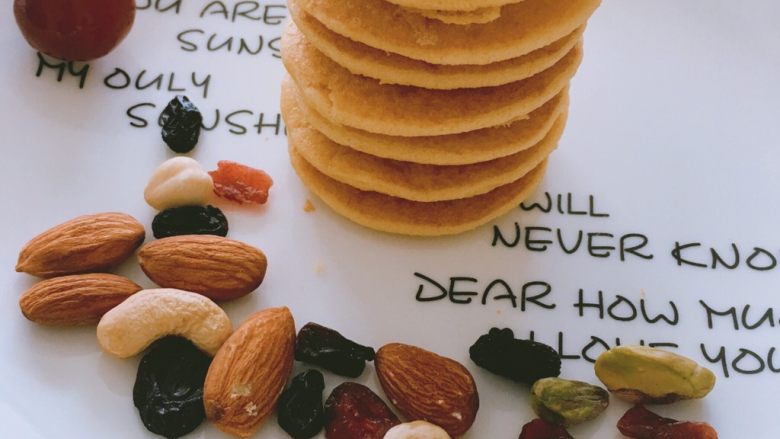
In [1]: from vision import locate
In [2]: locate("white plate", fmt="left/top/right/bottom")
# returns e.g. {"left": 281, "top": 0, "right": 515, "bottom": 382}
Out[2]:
{"left": 2, "top": 1, "right": 779, "bottom": 437}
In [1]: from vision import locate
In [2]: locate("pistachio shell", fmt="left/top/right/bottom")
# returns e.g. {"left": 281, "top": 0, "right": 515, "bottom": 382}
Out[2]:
{"left": 594, "top": 346, "right": 716, "bottom": 404}
{"left": 530, "top": 378, "right": 609, "bottom": 426}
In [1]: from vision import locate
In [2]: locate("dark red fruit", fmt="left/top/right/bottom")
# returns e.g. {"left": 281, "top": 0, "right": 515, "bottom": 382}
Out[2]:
{"left": 13, "top": 0, "right": 135, "bottom": 61}
{"left": 518, "top": 419, "right": 574, "bottom": 439}
{"left": 617, "top": 405, "right": 718, "bottom": 439}
{"left": 209, "top": 160, "right": 274, "bottom": 205}
{"left": 324, "top": 382, "right": 400, "bottom": 439}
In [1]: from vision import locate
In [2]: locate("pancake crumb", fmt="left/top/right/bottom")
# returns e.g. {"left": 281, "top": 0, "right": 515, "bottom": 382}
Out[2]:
{"left": 304, "top": 199, "right": 316, "bottom": 212}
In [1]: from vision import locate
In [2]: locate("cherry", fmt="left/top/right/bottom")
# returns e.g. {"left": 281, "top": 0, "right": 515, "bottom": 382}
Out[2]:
{"left": 13, "top": 0, "right": 135, "bottom": 61}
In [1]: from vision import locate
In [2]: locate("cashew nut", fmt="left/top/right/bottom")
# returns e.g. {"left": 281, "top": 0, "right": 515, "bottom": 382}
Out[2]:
{"left": 96, "top": 288, "right": 232, "bottom": 358}
{"left": 144, "top": 156, "right": 213, "bottom": 210}
{"left": 384, "top": 421, "right": 452, "bottom": 439}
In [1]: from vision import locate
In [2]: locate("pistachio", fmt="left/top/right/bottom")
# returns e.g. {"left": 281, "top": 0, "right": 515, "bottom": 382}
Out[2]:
{"left": 530, "top": 378, "right": 609, "bottom": 426}
{"left": 594, "top": 345, "right": 716, "bottom": 404}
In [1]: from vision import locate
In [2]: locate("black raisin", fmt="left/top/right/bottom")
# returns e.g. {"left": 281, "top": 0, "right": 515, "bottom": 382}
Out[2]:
{"left": 133, "top": 337, "right": 211, "bottom": 439}
{"left": 160, "top": 95, "right": 202, "bottom": 153}
{"left": 469, "top": 328, "right": 561, "bottom": 385}
{"left": 152, "top": 205, "right": 228, "bottom": 239}
{"left": 277, "top": 370, "right": 326, "bottom": 439}
{"left": 295, "top": 322, "right": 375, "bottom": 378}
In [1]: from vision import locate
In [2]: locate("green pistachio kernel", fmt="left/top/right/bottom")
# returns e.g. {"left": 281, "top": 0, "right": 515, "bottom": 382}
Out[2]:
{"left": 594, "top": 345, "right": 716, "bottom": 404}
{"left": 530, "top": 378, "right": 609, "bottom": 426}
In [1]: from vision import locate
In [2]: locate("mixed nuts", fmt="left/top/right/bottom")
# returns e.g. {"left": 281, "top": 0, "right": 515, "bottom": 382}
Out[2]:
{"left": 15, "top": 212, "right": 145, "bottom": 277}
{"left": 11, "top": 160, "right": 720, "bottom": 438}
{"left": 204, "top": 307, "right": 296, "bottom": 437}
{"left": 144, "top": 157, "right": 214, "bottom": 211}
{"left": 19, "top": 273, "right": 141, "bottom": 325}
{"left": 384, "top": 421, "right": 452, "bottom": 439}
{"left": 12, "top": 96, "right": 290, "bottom": 438}
{"left": 530, "top": 378, "right": 609, "bottom": 427}
{"left": 376, "top": 343, "right": 480, "bottom": 438}
{"left": 96, "top": 288, "right": 232, "bottom": 358}
{"left": 138, "top": 235, "right": 268, "bottom": 301}
{"left": 595, "top": 345, "right": 716, "bottom": 404}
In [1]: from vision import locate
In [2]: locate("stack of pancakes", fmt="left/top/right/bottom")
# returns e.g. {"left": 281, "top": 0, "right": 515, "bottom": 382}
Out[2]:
{"left": 281, "top": 0, "right": 601, "bottom": 236}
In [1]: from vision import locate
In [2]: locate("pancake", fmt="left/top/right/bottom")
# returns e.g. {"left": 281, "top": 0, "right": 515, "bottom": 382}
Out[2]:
{"left": 387, "top": 0, "right": 523, "bottom": 12}
{"left": 281, "top": 77, "right": 568, "bottom": 165}
{"left": 289, "top": 146, "right": 548, "bottom": 236}
{"left": 409, "top": 6, "right": 502, "bottom": 24}
{"left": 290, "top": 7, "right": 585, "bottom": 89}
{"left": 285, "top": 88, "right": 565, "bottom": 201}
{"left": 292, "top": 0, "right": 600, "bottom": 65}
{"left": 281, "top": 23, "right": 582, "bottom": 137}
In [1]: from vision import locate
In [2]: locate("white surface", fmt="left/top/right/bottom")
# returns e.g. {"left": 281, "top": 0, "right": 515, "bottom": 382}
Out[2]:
{"left": 1, "top": 1, "right": 779, "bottom": 437}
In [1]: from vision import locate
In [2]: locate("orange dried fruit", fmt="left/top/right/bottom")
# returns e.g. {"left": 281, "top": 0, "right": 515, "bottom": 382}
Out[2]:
{"left": 209, "top": 160, "right": 273, "bottom": 205}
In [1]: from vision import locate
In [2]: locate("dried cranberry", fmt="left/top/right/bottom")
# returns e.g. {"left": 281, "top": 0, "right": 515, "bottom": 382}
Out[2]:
{"left": 470, "top": 328, "right": 561, "bottom": 385}
{"left": 278, "top": 370, "right": 326, "bottom": 439}
{"left": 160, "top": 95, "right": 203, "bottom": 153}
{"left": 133, "top": 337, "right": 211, "bottom": 439}
{"left": 152, "top": 205, "right": 228, "bottom": 239}
{"left": 617, "top": 405, "right": 718, "bottom": 439}
{"left": 296, "top": 322, "right": 376, "bottom": 378}
{"left": 519, "top": 419, "right": 574, "bottom": 439}
{"left": 209, "top": 160, "right": 273, "bottom": 205}
{"left": 324, "top": 382, "right": 400, "bottom": 439}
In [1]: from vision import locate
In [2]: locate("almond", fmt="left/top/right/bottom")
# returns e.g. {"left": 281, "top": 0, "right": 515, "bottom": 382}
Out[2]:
{"left": 137, "top": 235, "right": 267, "bottom": 301}
{"left": 375, "top": 343, "right": 479, "bottom": 438}
{"left": 203, "top": 307, "right": 295, "bottom": 437}
{"left": 19, "top": 273, "right": 141, "bottom": 325}
{"left": 16, "top": 212, "right": 145, "bottom": 277}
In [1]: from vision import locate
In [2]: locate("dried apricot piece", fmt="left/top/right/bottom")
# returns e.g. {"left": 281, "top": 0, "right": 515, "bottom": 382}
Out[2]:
{"left": 617, "top": 405, "right": 718, "bottom": 439}
{"left": 518, "top": 419, "right": 573, "bottom": 439}
{"left": 209, "top": 160, "right": 273, "bottom": 205}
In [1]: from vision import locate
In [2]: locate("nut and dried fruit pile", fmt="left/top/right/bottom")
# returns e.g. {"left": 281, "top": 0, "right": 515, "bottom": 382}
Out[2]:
{"left": 467, "top": 328, "right": 718, "bottom": 438}
{"left": 13, "top": 211, "right": 482, "bottom": 438}
{"left": 12, "top": 94, "right": 287, "bottom": 438}
{"left": 12, "top": 95, "right": 719, "bottom": 438}
{"left": 12, "top": 207, "right": 721, "bottom": 439}
{"left": 144, "top": 95, "right": 274, "bottom": 243}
